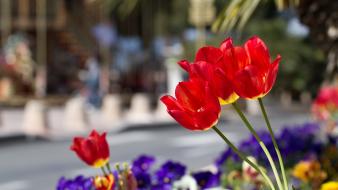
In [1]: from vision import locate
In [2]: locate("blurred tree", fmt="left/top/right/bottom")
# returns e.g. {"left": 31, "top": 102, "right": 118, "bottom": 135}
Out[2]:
{"left": 296, "top": 0, "right": 338, "bottom": 82}
{"left": 106, "top": 0, "right": 189, "bottom": 47}
{"left": 212, "top": 0, "right": 300, "bottom": 32}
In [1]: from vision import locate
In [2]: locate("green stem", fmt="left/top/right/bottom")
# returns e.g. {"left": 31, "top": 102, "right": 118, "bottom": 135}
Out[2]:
{"left": 115, "top": 163, "right": 125, "bottom": 190}
{"left": 106, "top": 162, "right": 112, "bottom": 174}
{"left": 258, "top": 98, "right": 288, "bottom": 190}
{"left": 232, "top": 102, "right": 284, "bottom": 190}
{"left": 212, "top": 126, "right": 276, "bottom": 190}
{"left": 101, "top": 166, "right": 107, "bottom": 176}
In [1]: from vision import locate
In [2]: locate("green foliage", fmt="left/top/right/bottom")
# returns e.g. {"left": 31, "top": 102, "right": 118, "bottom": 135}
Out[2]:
{"left": 220, "top": 159, "right": 242, "bottom": 188}
{"left": 212, "top": 0, "right": 300, "bottom": 32}
{"left": 106, "top": 0, "right": 140, "bottom": 18}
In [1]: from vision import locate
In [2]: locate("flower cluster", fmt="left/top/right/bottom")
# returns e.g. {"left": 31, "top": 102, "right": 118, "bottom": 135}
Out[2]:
{"left": 130, "top": 155, "right": 220, "bottom": 190}
{"left": 57, "top": 129, "right": 225, "bottom": 190}
{"left": 161, "top": 36, "right": 280, "bottom": 131}
{"left": 58, "top": 130, "right": 137, "bottom": 190}
{"left": 215, "top": 123, "right": 338, "bottom": 190}
{"left": 57, "top": 175, "right": 93, "bottom": 190}
{"left": 216, "top": 123, "right": 321, "bottom": 168}
{"left": 58, "top": 123, "right": 337, "bottom": 190}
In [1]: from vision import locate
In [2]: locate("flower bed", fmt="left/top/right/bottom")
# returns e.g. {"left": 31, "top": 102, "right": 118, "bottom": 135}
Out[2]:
{"left": 57, "top": 123, "right": 337, "bottom": 190}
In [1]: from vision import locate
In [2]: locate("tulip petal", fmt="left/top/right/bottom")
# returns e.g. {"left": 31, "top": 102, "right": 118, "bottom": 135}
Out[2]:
{"left": 161, "top": 95, "right": 183, "bottom": 111}
{"left": 204, "top": 83, "right": 222, "bottom": 111}
{"left": 195, "top": 46, "right": 223, "bottom": 65}
{"left": 219, "top": 37, "right": 233, "bottom": 52}
{"left": 70, "top": 137, "right": 83, "bottom": 152}
{"left": 89, "top": 129, "right": 100, "bottom": 139}
{"left": 233, "top": 65, "right": 264, "bottom": 99}
{"left": 222, "top": 46, "right": 249, "bottom": 77}
{"left": 213, "top": 69, "right": 238, "bottom": 104}
{"left": 83, "top": 140, "right": 98, "bottom": 165}
{"left": 97, "top": 132, "right": 109, "bottom": 160}
{"left": 168, "top": 110, "right": 197, "bottom": 130}
{"left": 186, "top": 62, "right": 238, "bottom": 105}
{"left": 189, "top": 61, "right": 214, "bottom": 81}
{"left": 175, "top": 80, "right": 205, "bottom": 111}
{"left": 177, "top": 60, "right": 191, "bottom": 72}
{"left": 194, "top": 110, "right": 219, "bottom": 130}
{"left": 234, "top": 47, "right": 250, "bottom": 70}
{"left": 193, "top": 85, "right": 221, "bottom": 130}
{"left": 264, "top": 55, "right": 280, "bottom": 94}
{"left": 244, "top": 36, "right": 270, "bottom": 71}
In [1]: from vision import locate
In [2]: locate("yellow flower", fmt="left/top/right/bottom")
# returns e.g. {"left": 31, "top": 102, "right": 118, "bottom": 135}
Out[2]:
{"left": 320, "top": 181, "right": 338, "bottom": 190}
{"left": 94, "top": 174, "right": 115, "bottom": 190}
{"left": 292, "top": 160, "right": 327, "bottom": 182}
{"left": 293, "top": 161, "right": 311, "bottom": 182}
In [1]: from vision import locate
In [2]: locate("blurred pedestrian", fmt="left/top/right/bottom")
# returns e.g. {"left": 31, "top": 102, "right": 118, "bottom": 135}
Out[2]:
{"left": 84, "top": 54, "right": 101, "bottom": 108}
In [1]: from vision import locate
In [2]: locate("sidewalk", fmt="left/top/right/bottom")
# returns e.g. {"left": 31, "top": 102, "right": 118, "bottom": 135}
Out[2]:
{"left": 0, "top": 99, "right": 312, "bottom": 141}
{"left": 0, "top": 107, "right": 176, "bottom": 141}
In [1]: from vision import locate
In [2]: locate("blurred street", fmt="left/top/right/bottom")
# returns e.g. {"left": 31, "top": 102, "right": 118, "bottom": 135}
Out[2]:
{"left": 0, "top": 104, "right": 311, "bottom": 190}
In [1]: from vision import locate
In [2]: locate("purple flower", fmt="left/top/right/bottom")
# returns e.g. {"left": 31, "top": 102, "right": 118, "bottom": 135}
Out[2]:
{"left": 216, "top": 122, "right": 323, "bottom": 170}
{"left": 151, "top": 183, "right": 172, "bottom": 190}
{"left": 57, "top": 175, "right": 93, "bottom": 190}
{"left": 155, "top": 161, "right": 186, "bottom": 185}
{"left": 277, "top": 123, "right": 322, "bottom": 166}
{"left": 215, "top": 148, "right": 239, "bottom": 168}
{"left": 134, "top": 172, "right": 152, "bottom": 190}
{"left": 131, "top": 155, "right": 156, "bottom": 189}
{"left": 132, "top": 155, "right": 156, "bottom": 174}
{"left": 192, "top": 171, "right": 220, "bottom": 189}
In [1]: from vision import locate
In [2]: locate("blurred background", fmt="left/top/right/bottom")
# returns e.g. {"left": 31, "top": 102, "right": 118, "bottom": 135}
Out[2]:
{"left": 0, "top": 0, "right": 337, "bottom": 189}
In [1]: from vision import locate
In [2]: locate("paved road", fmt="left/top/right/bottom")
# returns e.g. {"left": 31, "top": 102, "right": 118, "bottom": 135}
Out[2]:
{"left": 0, "top": 107, "right": 311, "bottom": 190}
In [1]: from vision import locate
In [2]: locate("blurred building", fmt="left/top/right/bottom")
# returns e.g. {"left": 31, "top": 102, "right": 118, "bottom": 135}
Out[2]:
{"left": 0, "top": 0, "right": 104, "bottom": 98}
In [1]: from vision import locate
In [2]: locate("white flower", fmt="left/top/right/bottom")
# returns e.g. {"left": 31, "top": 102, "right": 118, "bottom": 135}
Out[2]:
{"left": 173, "top": 175, "right": 198, "bottom": 190}
{"left": 242, "top": 156, "right": 264, "bottom": 183}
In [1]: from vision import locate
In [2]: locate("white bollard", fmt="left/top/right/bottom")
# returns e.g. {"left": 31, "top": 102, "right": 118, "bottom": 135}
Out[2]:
{"left": 0, "top": 110, "right": 2, "bottom": 127}
{"left": 300, "top": 91, "right": 312, "bottom": 105}
{"left": 64, "top": 97, "right": 88, "bottom": 132}
{"left": 101, "top": 94, "right": 121, "bottom": 122}
{"left": 165, "top": 58, "right": 184, "bottom": 96}
{"left": 126, "top": 93, "right": 152, "bottom": 123}
{"left": 281, "top": 91, "right": 292, "bottom": 108}
{"left": 23, "top": 100, "right": 48, "bottom": 136}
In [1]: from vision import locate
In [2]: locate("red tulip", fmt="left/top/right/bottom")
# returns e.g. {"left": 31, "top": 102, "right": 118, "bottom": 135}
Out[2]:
{"left": 178, "top": 46, "right": 238, "bottom": 105}
{"left": 161, "top": 79, "right": 221, "bottom": 130}
{"left": 314, "top": 86, "right": 338, "bottom": 106}
{"left": 312, "top": 86, "right": 338, "bottom": 120}
{"left": 220, "top": 36, "right": 281, "bottom": 99}
{"left": 70, "top": 130, "right": 110, "bottom": 168}
{"left": 94, "top": 174, "right": 115, "bottom": 190}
